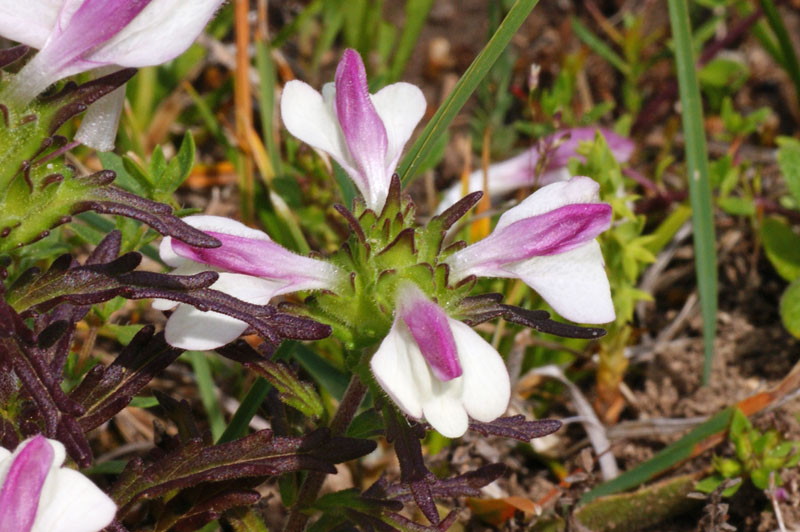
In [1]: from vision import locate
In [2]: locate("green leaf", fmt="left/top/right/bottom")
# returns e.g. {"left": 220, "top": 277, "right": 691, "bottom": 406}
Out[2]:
{"left": 718, "top": 197, "right": 755, "bottom": 216}
{"left": 730, "top": 408, "right": 752, "bottom": 440}
{"left": 777, "top": 136, "right": 800, "bottom": 205}
{"left": 668, "top": 0, "right": 718, "bottom": 384}
{"left": 751, "top": 467, "right": 771, "bottom": 490}
{"left": 248, "top": 358, "right": 324, "bottom": 419}
{"left": 780, "top": 278, "right": 800, "bottom": 338}
{"left": 698, "top": 58, "right": 749, "bottom": 91}
{"left": 761, "top": 217, "right": 800, "bottom": 282}
{"left": 98, "top": 152, "right": 149, "bottom": 197}
{"left": 398, "top": 0, "right": 539, "bottom": 184}
{"left": 695, "top": 475, "right": 724, "bottom": 493}
{"left": 157, "top": 132, "right": 196, "bottom": 195}
{"left": 346, "top": 408, "right": 385, "bottom": 439}
{"left": 129, "top": 396, "right": 160, "bottom": 409}
{"left": 104, "top": 324, "right": 146, "bottom": 346}
{"left": 642, "top": 205, "right": 692, "bottom": 254}
{"left": 226, "top": 508, "right": 270, "bottom": 532}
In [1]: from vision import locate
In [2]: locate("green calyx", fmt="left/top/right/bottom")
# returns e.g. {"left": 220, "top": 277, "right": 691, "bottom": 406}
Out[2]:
{"left": 299, "top": 176, "right": 481, "bottom": 351}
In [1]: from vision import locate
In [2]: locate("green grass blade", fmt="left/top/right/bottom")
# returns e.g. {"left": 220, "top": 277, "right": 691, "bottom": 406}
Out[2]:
{"left": 580, "top": 407, "right": 734, "bottom": 503}
{"left": 397, "top": 0, "right": 540, "bottom": 184}
{"left": 216, "top": 377, "right": 270, "bottom": 444}
{"left": 187, "top": 351, "right": 226, "bottom": 441}
{"left": 668, "top": 0, "right": 717, "bottom": 385}
{"left": 571, "top": 18, "right": 630, "bottom": 76}
{"left": 759, "top": 0, "right": 800, "bottom": 107}
{"left": 216, "top": 341, "right": 298, "bottom": 444}
{"left": 255, "top": 40, "right": 280, "bottom": 175}
{"left": 386, "top": 0, "right": 436, "bottom": 83}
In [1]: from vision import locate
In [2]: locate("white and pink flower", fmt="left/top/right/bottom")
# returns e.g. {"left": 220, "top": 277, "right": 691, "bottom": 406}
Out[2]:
{"left": 155, "top": 215, "right": 343, "bottom": 351}
{"left": 0, "top": 435, "right": 117, "bottom": 532}
{"left": 281, "top": 49, "right": 427, "bottom": 213}
{"left": 370, "top": 283, "right": 510, "bottom": 438}
{"left": 445, "top": 176, "right": 615, "bottom": 324}
{"left": 0, "top": 0, "right": 224, "bottom": 150}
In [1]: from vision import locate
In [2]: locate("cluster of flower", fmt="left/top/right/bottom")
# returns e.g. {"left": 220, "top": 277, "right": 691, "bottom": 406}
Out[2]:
{"left": 0, "top": 2, "right": 632, "bottom": 530}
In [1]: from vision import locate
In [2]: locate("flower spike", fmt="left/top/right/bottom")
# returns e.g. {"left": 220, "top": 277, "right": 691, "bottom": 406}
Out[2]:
{"left": 281, "top": 49, "right": 426, "bottom": 212}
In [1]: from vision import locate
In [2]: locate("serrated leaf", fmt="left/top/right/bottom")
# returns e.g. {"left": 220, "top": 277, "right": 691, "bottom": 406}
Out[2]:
{"left": 70, "top": 327, "right": 182, "bottom": 430}
{"left": 761, "top": 217, "right": 800, "bottom": 282}
{"left": 111, "top": 428, "right": 376, "bottom": 515}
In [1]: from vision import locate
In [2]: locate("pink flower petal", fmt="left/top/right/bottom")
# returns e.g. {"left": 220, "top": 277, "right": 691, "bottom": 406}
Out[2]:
{"left": 0, "top": 435, "right": 54, "bottom": 532}
{"left": 447, "top": 202, "right": 611, "bottom": 279}
{"left": 397, "top": 284, "right": 462, "bottom": 381}
{"left": 334, "top": 49, "right": 389, "bottom": 209}
{"left": 171, "top": 231, "right": 339, "bottom": 294}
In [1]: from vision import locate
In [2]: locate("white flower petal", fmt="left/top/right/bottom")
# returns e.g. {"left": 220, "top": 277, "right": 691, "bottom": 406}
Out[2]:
{"left": 506, "top": 241, "right": 615, "bottom": 323}
{"left": 158, "top": 236, "right": 184, "bottom": 268}
{"left": 75, "top": 81, "right": 126, "bottom": 152}
{"left": 32, "top": 468, "right": 116, "bottom": 532}
{"left": 164, "top": 305, "right": 249, "bottom": 351}
{"left": 495, "top": 176, "right": 601, "bottom": 232}
{"left": 0, "top": 0, "right": 61, "bottom": 48}
{"left": 281, "top": 80, "right": 359, "bottom": 178}
{"left": 164, "top": 272, "right": 283, "bottom": 351}
{"left": 421, "top": 392, "right": 468, "bottom": 438}
{"left": 86, "top": 0, "right": 224, "bottom": 67}
{"left": 370, "top": 320, "right": 426, "bottom": 419}
{"left": 182, "top": 215, "right": 273, "bottom": 241}
{"left": 371, "top": 82, "right": 426, "bottom": 171}
{"left": 449, "top": 319, "right": 510, "bottom": 423}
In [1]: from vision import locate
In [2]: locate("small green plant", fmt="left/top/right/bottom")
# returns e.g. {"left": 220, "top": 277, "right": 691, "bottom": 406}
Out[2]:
{"left": 696, "top": 409, "right": 800, "bottom": 496}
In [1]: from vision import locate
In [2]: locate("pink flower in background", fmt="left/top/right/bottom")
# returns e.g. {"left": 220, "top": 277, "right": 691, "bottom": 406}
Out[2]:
{"left": 437, "top": 127, "right": 634, "bottom": 212}
{"left": 281, "top": 49, "right": 427, "bottom": 212}
{"left": 0, "top": 435, "right": 116, "bottom": 532}
{"left": 370, "top": 283, "right": 510, "bottom": 438}
{"left": 0, "top": 0, "right": 224, "bottom": 150}
{"left": 446, "top": 176, "right": 615, "bottom": 324}
{"left": 156, "top": 216, "right": 342, "bottom": 351}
